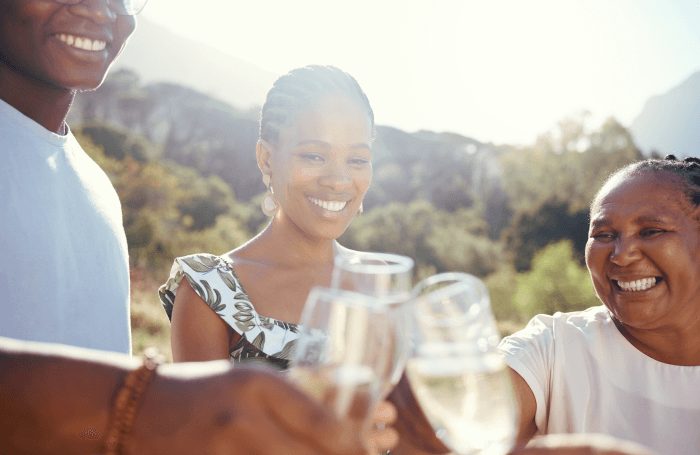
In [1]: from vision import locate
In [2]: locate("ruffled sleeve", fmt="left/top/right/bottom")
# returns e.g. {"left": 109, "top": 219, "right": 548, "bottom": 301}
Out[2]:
{"left": 159, "top": 253, "right": 300, "bottom": 360}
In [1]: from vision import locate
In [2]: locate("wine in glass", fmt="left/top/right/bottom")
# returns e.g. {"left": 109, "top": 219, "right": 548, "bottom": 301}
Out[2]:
{"left": 289, "top": 287, "right": 395, "bottom": 431}
{"left": 406, "top": 273, "right": 517, "bottom": 455}
{"left": 331, "top": 252, "right": 414, "bottom": 393}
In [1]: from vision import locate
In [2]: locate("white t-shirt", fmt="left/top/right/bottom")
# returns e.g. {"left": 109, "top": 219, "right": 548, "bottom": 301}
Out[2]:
{"left": 0, "top": 99, "right": 131, "bottom": 354}
{"left": 498, "top": 306, "right": 700, "bottom": 455}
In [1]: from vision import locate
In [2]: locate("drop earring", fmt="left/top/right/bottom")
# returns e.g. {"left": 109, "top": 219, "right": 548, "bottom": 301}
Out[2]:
{"left": 261, "top": 173, "right": 279, "bottom": 216}
{"left": 358, "top": 202, "right": 363, "bottom": 215}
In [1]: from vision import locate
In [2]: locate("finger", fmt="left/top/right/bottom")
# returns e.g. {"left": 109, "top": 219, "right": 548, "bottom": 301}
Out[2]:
{"left": 365, "top": 427, "right": 399, "bottom": 454}
{"left": 371, "top": 401, "right": 398, "bottom": 425}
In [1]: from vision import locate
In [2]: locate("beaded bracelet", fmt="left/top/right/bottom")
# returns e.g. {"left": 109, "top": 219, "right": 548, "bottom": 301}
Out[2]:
{"left": 102, "top": 347, "right": 163, "bottom": 455}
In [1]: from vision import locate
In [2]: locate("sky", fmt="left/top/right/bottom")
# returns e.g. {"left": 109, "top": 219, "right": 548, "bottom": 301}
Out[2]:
{"left": 141, "top": 0, "right": 700, "bottom": 146}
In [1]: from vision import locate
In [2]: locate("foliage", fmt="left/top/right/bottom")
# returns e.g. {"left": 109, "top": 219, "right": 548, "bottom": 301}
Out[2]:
{"left": 340, "top": 200, "right": 503, "bottom": 278}
{"left": 499, "top": 115, "right": 645, "bottom": 271}
{"left": 512, "top": 240, "right": 601, "bottom": 319}
{"left": 74, "top": 125, "right": 254, "bottom": 271}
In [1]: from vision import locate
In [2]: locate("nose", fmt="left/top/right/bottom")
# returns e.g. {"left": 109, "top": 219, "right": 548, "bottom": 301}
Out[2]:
{"left": 609, "top": 235, "right": 643, "bottom": 266}
{"left": 319, "top": 158, "right": 353, "bottom": 191}
{"left": 69, "top": 0, "right": 118, "bottom": 24}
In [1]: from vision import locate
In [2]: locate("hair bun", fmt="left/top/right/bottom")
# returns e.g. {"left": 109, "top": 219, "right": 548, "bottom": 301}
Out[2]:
{"left": 664, "top": 154, "right": 678, "bottom": 161}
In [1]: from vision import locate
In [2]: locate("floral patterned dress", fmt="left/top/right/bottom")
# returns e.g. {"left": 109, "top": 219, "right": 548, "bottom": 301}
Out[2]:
{"left": 159, "top": 253, "right": 300, "bottom": 371}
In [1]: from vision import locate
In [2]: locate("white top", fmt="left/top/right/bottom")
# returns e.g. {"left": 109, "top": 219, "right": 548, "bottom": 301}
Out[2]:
{"left": 498, "top": 306, "right": 700, "bottom": 455}
{"left": 0, "top": 99, "right": 131, "bottom": 354}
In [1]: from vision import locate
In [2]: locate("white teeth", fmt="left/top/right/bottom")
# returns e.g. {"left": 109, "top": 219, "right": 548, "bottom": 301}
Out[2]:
{"left": 57, "top": 34, "right": 106, "bottom": 51}
{"left": 617, "top": 277, "right": 657, "bottom": 292}
{"left": 308, "top": 197, "right": 347, "bottom": 212}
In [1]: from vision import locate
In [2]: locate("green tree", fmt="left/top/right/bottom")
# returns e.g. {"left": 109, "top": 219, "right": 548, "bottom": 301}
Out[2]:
{"left": 513, "top": 240, "right": 600, "bottom": 319}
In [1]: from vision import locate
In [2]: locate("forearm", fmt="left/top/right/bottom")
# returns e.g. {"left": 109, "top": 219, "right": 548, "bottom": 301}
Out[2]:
{"left": 0, "top": 337, "right": 138, "bottom": 455}
{"left": 387, "top": 373, "right": 450, "bottom": 454}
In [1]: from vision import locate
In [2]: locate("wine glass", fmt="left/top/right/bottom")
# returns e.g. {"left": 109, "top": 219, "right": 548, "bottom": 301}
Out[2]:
{"left": 289, "top": 287, "right": 395, "bottom": 431}
{"left": 331, "top": 252, "right": 414, "bottom": 393}
{"left": 406, "top": 273, "right": 517, "bottom": 455}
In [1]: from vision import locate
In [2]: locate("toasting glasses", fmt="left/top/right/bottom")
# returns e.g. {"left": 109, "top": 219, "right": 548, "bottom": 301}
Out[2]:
{"left": 288, "top": 253, "right": 414, "bottom": 430}
{"left": 289, "top": 287, "right": 394, "bottom": 431}
{"left": 331, "top": 252, "right": 414, "bottom": 393}
{"left": 407, "top": 273, "right": 518, "bottom": 455}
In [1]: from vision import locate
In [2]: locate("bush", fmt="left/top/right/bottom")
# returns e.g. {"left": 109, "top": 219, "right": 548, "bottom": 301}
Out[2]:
{"left": 513, "top": 240, "right": 600, "bottom": 318}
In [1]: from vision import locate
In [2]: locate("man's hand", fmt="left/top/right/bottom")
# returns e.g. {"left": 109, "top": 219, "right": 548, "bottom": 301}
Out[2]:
{"left": 130, "top": 362, "right": 369, "bottom": 455}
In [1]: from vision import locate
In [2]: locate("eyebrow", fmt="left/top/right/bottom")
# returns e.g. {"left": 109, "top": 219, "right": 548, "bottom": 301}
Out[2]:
{"left": 589, "top": 215, "right": 671, "bottom": 230}
{"left": 295, "top": 140, "right": 371, "bottom": 150}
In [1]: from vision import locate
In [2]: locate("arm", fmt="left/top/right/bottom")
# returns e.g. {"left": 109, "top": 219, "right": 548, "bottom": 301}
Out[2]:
{"left": 0, "top": 336, "right": 368, "bottom": 455}
{"left": 170, "top": 277, "right": 236, "bottom": 362}
{"left": 386, "top": 372, "right": 451, "bottom": 454}
{"left": 510, "top": 367, "right": 538, "bottom": 445}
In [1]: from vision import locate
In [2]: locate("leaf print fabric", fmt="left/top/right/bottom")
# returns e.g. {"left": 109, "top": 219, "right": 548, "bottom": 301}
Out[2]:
{"left": 158, "top": 253, "right": 301, "bottom": 370}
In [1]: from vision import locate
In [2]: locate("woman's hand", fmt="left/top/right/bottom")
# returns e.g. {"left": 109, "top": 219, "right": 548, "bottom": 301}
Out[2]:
{"left": 365, "top": 401, "right": 399, "bottom": 454}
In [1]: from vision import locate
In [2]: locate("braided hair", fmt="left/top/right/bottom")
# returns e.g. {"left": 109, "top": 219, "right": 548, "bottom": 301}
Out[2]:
{"left": 594, "top": 155, "right": 700, "bottom": 214}
{"left": 259, "top": 65, "right": 375, "bottom": 146}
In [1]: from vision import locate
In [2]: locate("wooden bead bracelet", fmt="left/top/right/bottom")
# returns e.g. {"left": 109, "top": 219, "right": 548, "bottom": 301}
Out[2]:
{"left": 102, "top": 347, "right": 162, "bottom": 455}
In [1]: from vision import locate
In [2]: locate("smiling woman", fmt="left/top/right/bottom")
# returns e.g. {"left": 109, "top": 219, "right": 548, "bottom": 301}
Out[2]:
{"left": 497, "top": 155, "right": 700, "bottom": 455}
{"left": 157, "top": 66, "right": 396, "bottom": 451}
{"left": 159, "top": 65, "right": 375, "bottom": 368}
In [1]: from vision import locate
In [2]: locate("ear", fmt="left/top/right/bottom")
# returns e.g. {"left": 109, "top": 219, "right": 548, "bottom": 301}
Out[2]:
{"left": 257, "top": 140, "right": 273, "bottom": 176}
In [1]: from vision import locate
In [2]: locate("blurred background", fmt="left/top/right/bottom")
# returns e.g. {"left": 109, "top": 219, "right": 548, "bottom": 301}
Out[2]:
{"left": 66, "top": 0, "right": 700, "bottom": 361}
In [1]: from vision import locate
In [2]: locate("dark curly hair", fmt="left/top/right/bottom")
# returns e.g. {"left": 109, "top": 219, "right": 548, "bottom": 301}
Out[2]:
{"left": 259, "top": 65, "right": 374, "bottom": 146}
{"left": 593, "top": 155, "right": 700, "bottom": 213}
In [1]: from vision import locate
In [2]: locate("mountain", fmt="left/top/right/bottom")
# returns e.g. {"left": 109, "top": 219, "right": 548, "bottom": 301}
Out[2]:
{"left": 629, "top": 71, "right": 700, "bottom": 157}
{"left": 113, "top": 17, "right": 279, "bottom": 110}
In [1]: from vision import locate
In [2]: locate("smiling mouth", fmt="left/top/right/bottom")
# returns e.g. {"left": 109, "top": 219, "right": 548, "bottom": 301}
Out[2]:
{"left": 307, "top": 197, "right": 348, "bottom": 212}
{"left": 56, "top": 34, "right": 107, "bottom": 52}
{"left": 613, "top": 277, "right": 661, "bottom": 292}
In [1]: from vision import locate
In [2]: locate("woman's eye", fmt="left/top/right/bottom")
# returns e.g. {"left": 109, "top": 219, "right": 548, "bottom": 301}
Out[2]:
{"left": 641, "top": 228, "right": 664, "bottom": 237}
{"left": 301, "top": 154, "right": 324, "bottom": 162}
{"left": 349, "top": 158, "right": 370, "bottom": 165}
{"left": 591, "top": 232, "right": 614, "bottom": 240}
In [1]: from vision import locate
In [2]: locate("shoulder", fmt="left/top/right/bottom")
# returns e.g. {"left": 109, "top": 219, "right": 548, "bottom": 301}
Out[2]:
{"left": 499, "top": 306, "right": 611, "bottom": 355}
{"left": 159, "top": 253, "right": 249, "bottom": 319}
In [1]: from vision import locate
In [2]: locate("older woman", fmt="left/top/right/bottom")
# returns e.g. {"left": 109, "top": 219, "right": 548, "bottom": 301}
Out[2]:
{"left": 499, "top": 155, "right": 700, "bottom": 455}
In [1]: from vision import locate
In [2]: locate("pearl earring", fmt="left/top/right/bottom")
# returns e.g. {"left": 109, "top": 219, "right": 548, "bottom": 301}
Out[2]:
{"left": 261, "top": 173, "right": 279, "bottom": 216}
{"left": 359, "top": 202, "right": 363, "bottom": 215}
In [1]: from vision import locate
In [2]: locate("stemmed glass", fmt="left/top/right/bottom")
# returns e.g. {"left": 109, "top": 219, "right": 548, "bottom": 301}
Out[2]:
{"left": 331, "top": 252, "right": 415, "bottom": 393}
{"left": 406, "top": 273, "right": 517, "bottom": 455}
{"left": 289, "top": 287, "right": 395, "bottom": 432}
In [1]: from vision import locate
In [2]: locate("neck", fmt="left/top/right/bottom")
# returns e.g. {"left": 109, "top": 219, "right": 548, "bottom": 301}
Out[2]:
{"left": 614, "top": 315, "right": 700, "bottom": 366}
{"left": 257, "top": 213, "right": 339, "bottom": 268}
{"left": 0, "top": 62, "right": 76, "bottom": 135}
